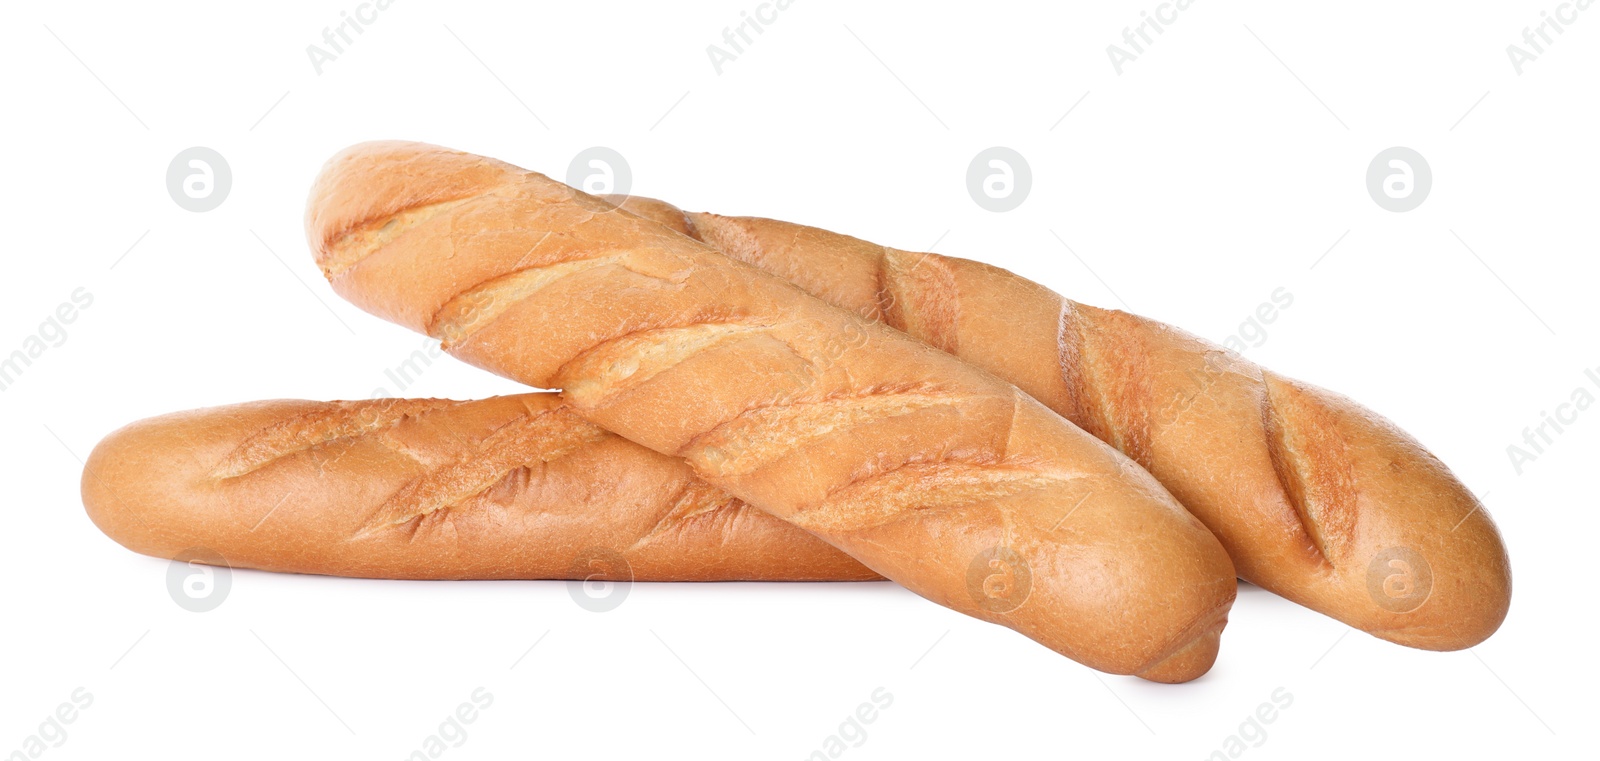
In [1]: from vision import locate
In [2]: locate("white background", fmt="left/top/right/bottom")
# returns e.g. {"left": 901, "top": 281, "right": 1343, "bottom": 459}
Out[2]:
{"left": 2, "top": 1, "right": 1595, "bottom": 758}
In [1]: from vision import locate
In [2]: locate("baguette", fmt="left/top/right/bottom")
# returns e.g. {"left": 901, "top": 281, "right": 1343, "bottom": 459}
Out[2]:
{"left": 606, "top": 194, "right": 1511, "bottom": 650}
{"left": 306, "top": 141, "right": 1238, "bottom": 682}
{"left": 82, "top": 394, "right": 876, "bottom": 581}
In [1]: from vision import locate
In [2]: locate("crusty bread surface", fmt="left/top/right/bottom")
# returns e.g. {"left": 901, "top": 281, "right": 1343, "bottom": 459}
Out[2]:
{"left": 608, "top": 193, "right": 1511, "bottom": 651}
{"left": 82, "top": 394, "right": 877, "bottom": 582}
{"left": 305, "top": 141, "right": 1239, "bottom": 682}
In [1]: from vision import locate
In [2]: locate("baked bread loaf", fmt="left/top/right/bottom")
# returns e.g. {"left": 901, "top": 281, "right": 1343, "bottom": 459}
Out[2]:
{"left": 82, "top": 394, "right": 876, "bottom": 581}
{"left": 606, "top": 194, "right": 1512, "bottom": 651}
{"left": 307, "top": 141, "right": 1238, "bottom": 682}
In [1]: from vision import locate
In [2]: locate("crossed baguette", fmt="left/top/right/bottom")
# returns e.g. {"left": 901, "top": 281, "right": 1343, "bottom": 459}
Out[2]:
{"left": 82, "top": 141, "right": 1510, "bottom": 684}
{"left": 307, "top": 140, "right": 1239, "bottom": 682}
{"left": 606, "top": 194, "right": 1510, "bottom": 653}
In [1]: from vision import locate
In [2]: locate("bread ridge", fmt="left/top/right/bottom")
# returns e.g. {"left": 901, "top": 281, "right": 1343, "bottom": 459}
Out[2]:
{"left": 82, "top": 394, "right": 878, "bottom": 582}
{"left": 610, "top": 194, "right": 1511, "bottom": 651}
{"left": 307, "top": 141, "right": 1239, "bottom": 682}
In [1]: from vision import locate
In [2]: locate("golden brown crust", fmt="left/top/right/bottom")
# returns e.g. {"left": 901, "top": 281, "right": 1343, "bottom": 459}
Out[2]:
{"left": 82, "top": 394, "right": 876, "bottom": 582}
{"left": 306, "top": 141, "right": 1238, "bottom": 680}
{"left": 615, "top": 196, "right": 1510, "bottom": 651}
